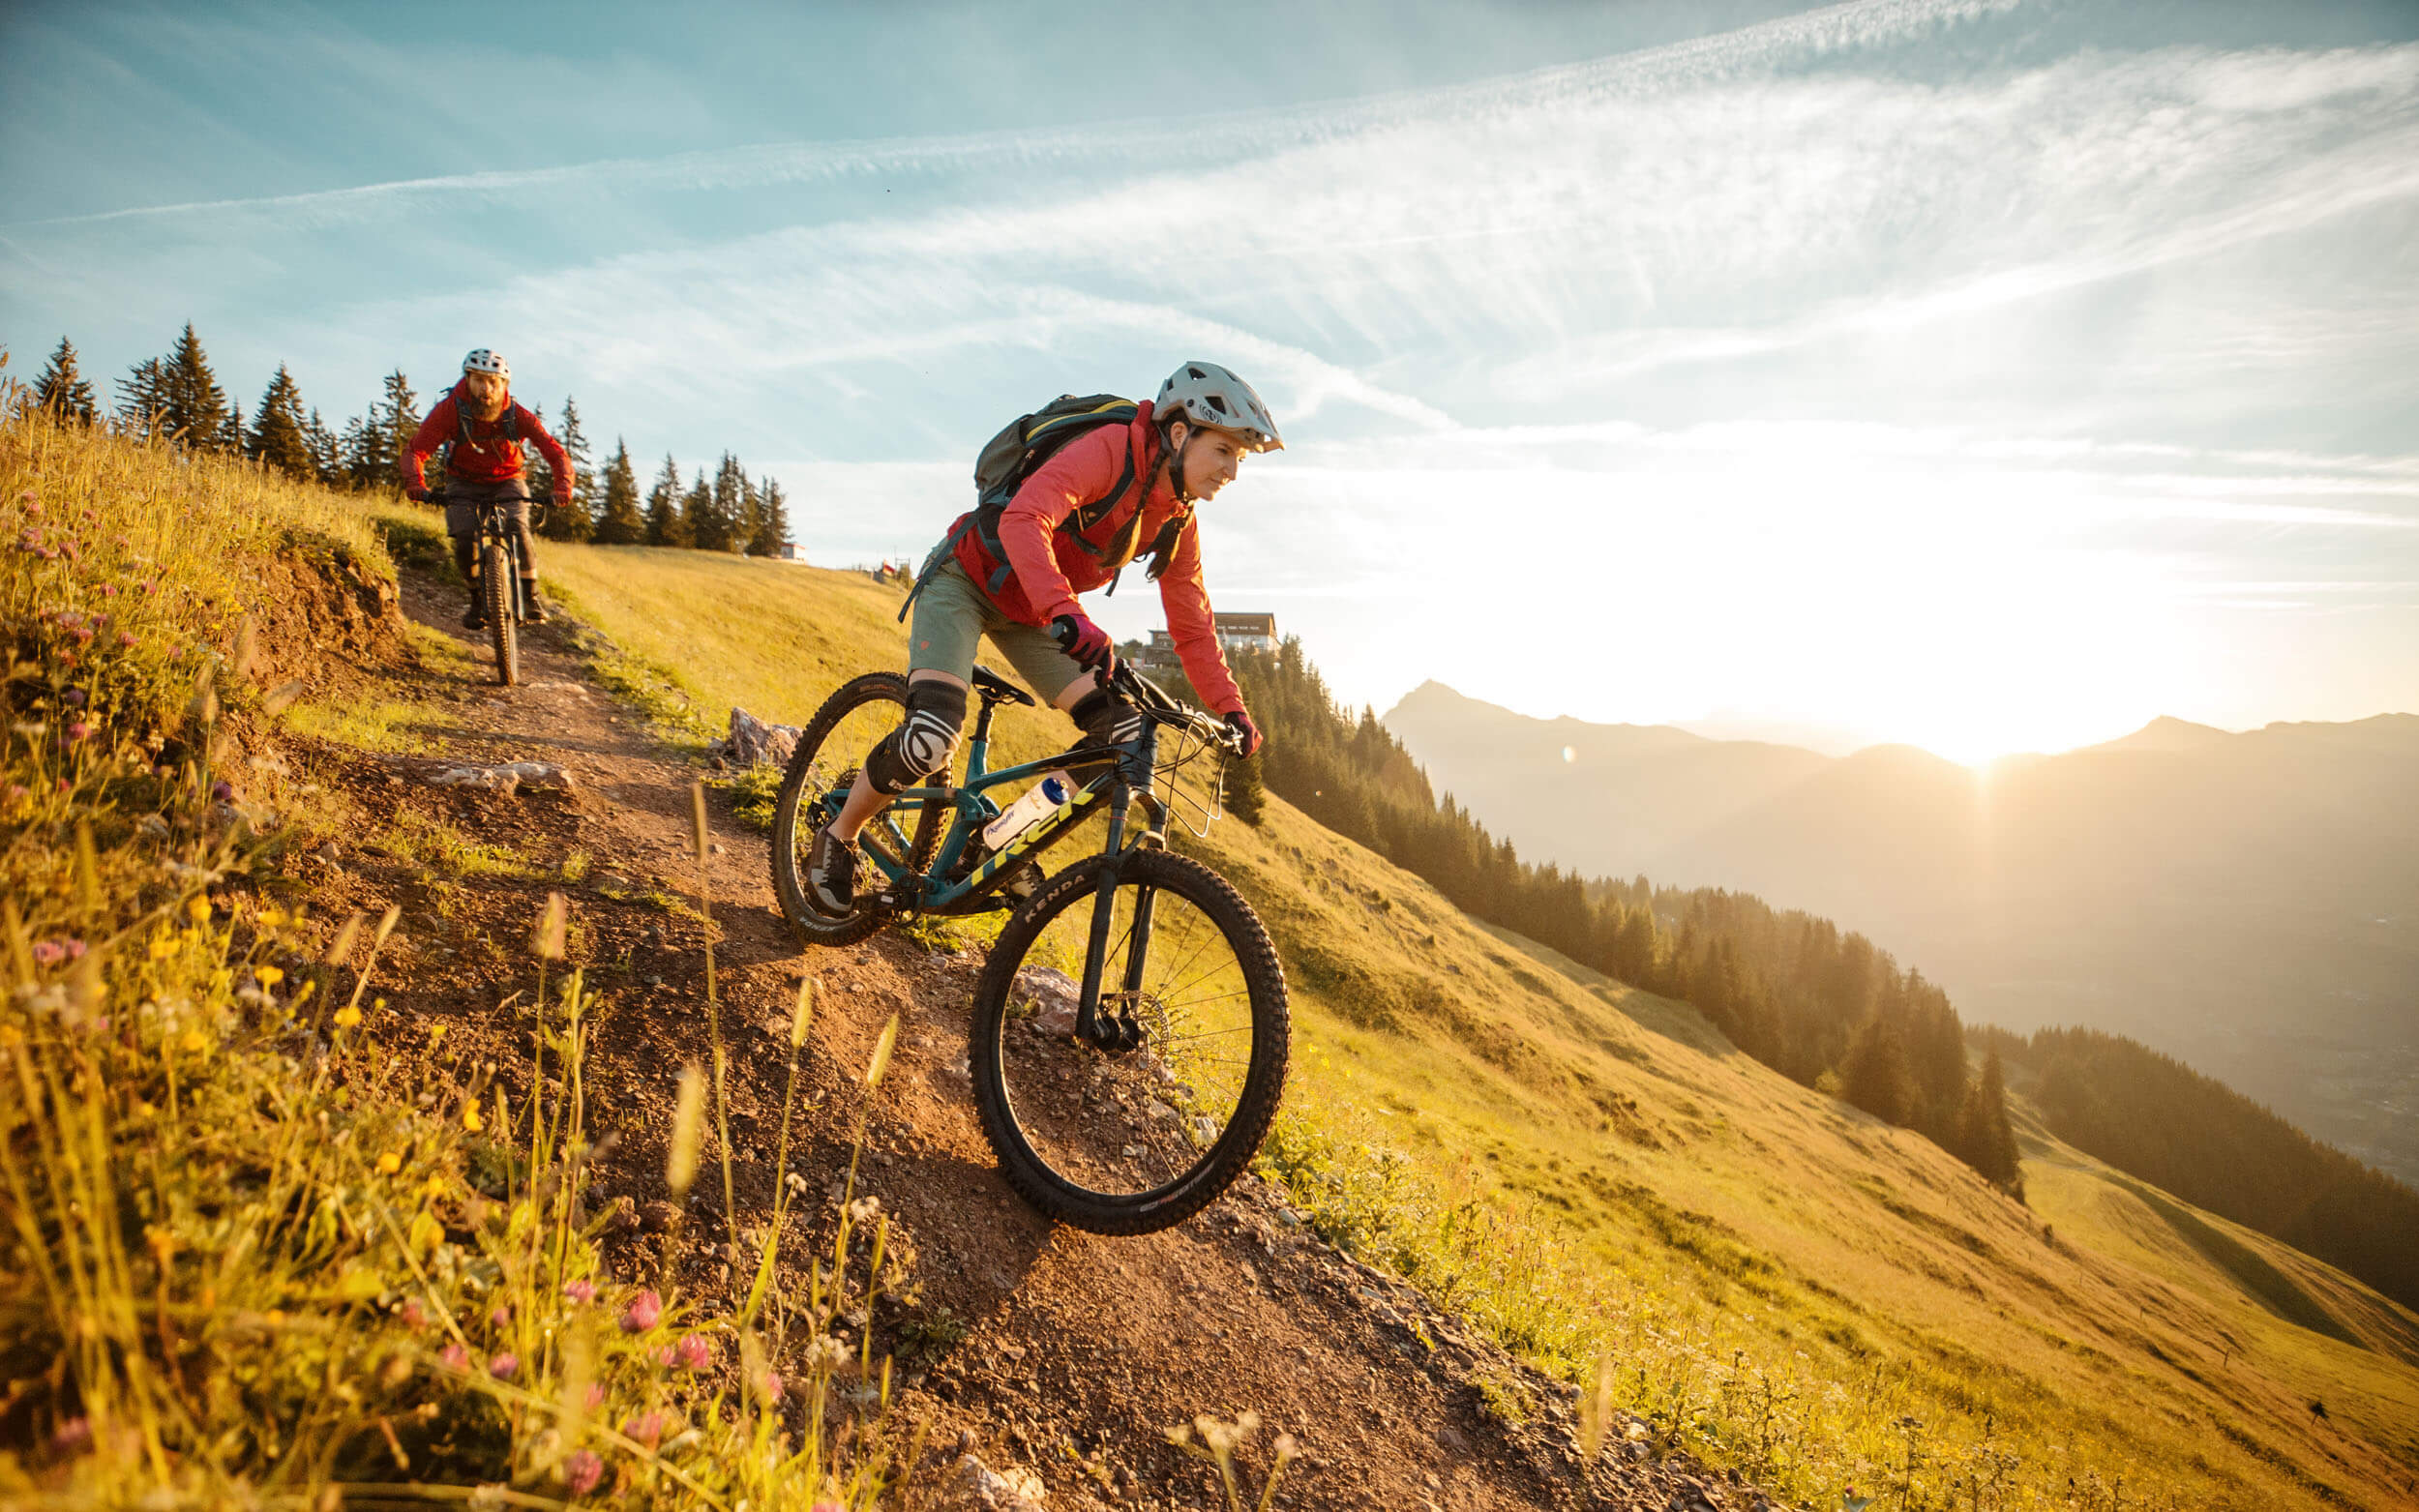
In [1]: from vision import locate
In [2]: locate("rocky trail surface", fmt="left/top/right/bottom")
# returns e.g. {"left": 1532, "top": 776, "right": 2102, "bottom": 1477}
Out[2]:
{"left": 270, "top": 565, "right": 1784, "bottom": 1512}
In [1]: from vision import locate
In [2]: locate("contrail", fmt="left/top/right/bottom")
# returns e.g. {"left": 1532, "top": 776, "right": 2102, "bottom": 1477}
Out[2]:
{"left": 8, "top": 0, "right": 2025, "bottom": 232}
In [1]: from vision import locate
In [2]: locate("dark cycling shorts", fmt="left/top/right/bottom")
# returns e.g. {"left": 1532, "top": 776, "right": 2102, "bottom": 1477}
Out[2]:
{"left": 441, "top": 479, "right": 537, "bottom": 566}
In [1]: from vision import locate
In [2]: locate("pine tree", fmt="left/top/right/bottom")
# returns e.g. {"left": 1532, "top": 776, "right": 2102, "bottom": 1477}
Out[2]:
{"left": 160, "top": 324, "right": 232, "bottom": 452}
{"left": 1840, "top": 1014, "right": 1915, "bottom": 1127}
{"left": 1224, "top": 751, "right": 1267, "bottom": 826}
{"left": 543, "top": 396, "right": 595, "bottom": 540}
{"left": 218, "top": 400, "right": 246, "bottom": 458}
{"left": 591, "top": 440, "right": 645, "bottom": 545}
{"left": 642, "top": 455, "right": 688, "bottom": 546}
{"left": 373, "top": 370, "right": 421, "bottom": 491}
{"left": 339, "top": 413, "right": 378, "bottom": 489}
{"left": 116, "top": 358, "right": 171, "bottom": 438}
{"left": 701, "top": 453, "right": 748, "bottom": 552}
{"left": 680, "top": 470, "right": 716, "bottom": 550}
{"left": 752, "top": 475, "right": 791, "bottom": 556}
{"left": 32, "top": 338, "right": 99, "bottom": 424}
{"left": 305, "top": 408, "right": 341, "bottom": 486}
{"left": 246, "top": 365, "right": 314, "bottom": 480}
{"left": 1955, "top": 1051, "right": 2023, "bottom": 1194}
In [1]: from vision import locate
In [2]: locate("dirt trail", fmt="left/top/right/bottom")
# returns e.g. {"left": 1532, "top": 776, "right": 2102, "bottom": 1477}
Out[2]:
{"left": 283, "top": 568, "right": 1773, "bottom": 1512}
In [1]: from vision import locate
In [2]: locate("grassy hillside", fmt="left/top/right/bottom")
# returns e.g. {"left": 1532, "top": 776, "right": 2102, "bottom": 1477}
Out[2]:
{"left": 506, "top": 528, "right": 2419, "bottom": 1511}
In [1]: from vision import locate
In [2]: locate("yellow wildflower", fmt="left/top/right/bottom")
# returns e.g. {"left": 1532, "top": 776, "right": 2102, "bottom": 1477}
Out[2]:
{"left": 188, "top": 896, "right": 212, "bottom": 923}
{"left": 376, "top": 1152, "right": 403, "bottom": 1175}
{"left": 424, "top": 1174, "right": 447, "bottom": 1199}
{"left": 259, "top": 908, "right": 288, "bottom": 928}
{"left": 428, "top": 1023, "right": 446, "bottom": 1045}
{"left": 374, "top": 997, "right": 387, "bottom": 1010}
{"left": 461, "top": 1103, "right": 483, "bottom": 1133}
{"left": 178, "top": 1029, "right": 209, "bottom": 1054}
{"left": 255, "top": 965, "right": 284, "bottom": 988}
{"left": 334, "top": 1005, "right": 362, "bottom": 1028}
{"left": 148, "top": 934, "right": 176, "bottom": 961}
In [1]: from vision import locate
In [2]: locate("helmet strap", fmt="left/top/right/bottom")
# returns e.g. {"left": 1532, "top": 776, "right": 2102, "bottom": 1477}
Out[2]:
{"left": 1163, "top": 420, "right": 1197, "bottom": 505}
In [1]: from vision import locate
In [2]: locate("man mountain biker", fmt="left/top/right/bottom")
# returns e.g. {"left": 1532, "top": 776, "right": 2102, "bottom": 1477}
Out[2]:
{"left": 401, "top": 348, "right": 574, "bottom": 628}
{"left": 804, "top": 361, "right": 1279, "bottom": 914}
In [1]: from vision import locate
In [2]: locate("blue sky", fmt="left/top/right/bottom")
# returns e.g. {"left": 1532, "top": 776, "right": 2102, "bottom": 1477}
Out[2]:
{"left": 5, "top": 0, "right": 2416, "bottom": 760}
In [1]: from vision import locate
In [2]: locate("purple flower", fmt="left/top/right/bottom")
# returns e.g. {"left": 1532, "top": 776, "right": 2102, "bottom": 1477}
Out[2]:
{"left": 562, "top": 1279, "right": 597, "bottom": 1304}
{"left": 671, "top": 1333, "right": 711, "bottom": 1372}
{"left": 619, "top": 1289, "right": 661, "bottom": 1333}
{"left": 562, "top": 1449, "right": 604, "bottom": 1496}
{"left": 622, "top": 1410, "right": 666, "bottom": 1450}
{"left": 440, "top": 1343, "right": 469, "bottom": 1371}
{"left": 32, "top": 941, "right": 62, "bottom": 966}
{"left": 65, "top": 722, "right": 91, "bottom": 743}
{"left": 762, "top": 1369, "right": 785, "bottom": 1402}
{"left": 52, "top": 1416, "right": 91, "bottom": 1453}
{"left": 211, "top": 781, "right": 233, "bottom": 803}
{"left": 60, "top": 688, "right": 84, "bottom": 707}
{"left": 489, "top": 1351, "right": 519, "bottom": 1380}
{"left": 117, "top": 632, "right": 134, "bottom": 647}
{"left": 489, "top": 1305, "right": 511, "bottom": 1330}
{"left": 400, "top": 1300, "right": 429, "bottom": 1329}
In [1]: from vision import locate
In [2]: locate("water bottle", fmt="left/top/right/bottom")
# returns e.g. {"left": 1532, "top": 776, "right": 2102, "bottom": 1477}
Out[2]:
{"left": 981, "top": 775, "right": 1070, "bottom": 849}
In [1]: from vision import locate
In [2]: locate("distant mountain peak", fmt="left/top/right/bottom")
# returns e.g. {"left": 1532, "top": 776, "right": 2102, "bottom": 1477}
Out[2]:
{"left": 2093, "top": 716, "right": 2233, "bottom": 753}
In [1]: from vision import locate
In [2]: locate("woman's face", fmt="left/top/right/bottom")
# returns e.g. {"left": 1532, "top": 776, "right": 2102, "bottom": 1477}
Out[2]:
{"left": 461, "top": 370, "right": 509, "bottom": 419}
{"left": 1173, "top": 423, "right": 1249, "bottom": 500}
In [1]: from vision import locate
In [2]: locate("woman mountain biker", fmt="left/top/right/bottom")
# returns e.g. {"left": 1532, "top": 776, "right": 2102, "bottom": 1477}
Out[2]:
{"left": 804, "top": 361, "right": 1280, "bottom": 914}
{"left": 401, "top": 348, "right": 575, "bottom": 628}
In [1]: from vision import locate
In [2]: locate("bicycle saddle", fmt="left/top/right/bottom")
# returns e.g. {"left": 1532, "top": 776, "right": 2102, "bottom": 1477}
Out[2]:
{"left": 971, "top": 665, "right": 1037, "bottom": 707}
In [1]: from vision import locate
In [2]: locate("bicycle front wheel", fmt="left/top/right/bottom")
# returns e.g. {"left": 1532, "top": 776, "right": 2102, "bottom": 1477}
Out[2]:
{"left": 971, "top": 848, "right": 1288, "bottom": 1234}
{"left": 482, "top": 537, "right": 517, "bottom": 686}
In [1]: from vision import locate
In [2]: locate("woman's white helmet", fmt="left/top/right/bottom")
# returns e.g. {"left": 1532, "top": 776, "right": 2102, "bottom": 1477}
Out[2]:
{"left": 1155, "top": 362, "right": 1282, "bottom": 453}
{"left": 462, "top": 348, "right": 510, "bottom": 380}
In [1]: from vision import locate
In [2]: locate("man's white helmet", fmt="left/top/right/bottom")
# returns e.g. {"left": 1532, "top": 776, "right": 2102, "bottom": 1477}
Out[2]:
{"left": 1155, "top": 362, "right": 1282, "bottom": 453}
{"left": 462, "top": 348, "right": 510, "bottom": 380}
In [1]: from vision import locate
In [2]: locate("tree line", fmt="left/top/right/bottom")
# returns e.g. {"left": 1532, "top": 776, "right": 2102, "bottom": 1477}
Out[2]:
{"left": 1220, "top": 636, "right": 2024, "bottom": 1193}
{"left": 1971, "top": 1024, "right": 2419, "bottom": 1312}
{"left": 26, "top": 327, "right": 791, "bottom": 556}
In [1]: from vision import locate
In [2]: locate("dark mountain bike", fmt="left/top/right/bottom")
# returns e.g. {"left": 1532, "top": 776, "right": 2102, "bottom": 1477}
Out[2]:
{"left": 767, "top": 659, "right": 1289, "bottom": 1234}
{"left": 460, "top": 494, "right": 537, "bottom": 686}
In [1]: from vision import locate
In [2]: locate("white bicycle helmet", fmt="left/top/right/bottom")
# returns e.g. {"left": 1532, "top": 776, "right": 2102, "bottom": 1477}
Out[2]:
{"left": 1155, "top": 362, "right": 1282, "bottom": 453}
{"left": 462, "top": 348, "right": 510, "bottom": 380}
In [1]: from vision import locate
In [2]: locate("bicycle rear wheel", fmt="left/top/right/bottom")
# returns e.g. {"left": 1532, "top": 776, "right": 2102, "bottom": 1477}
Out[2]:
{"left": 482, "top": 537, "right": 517, "bottom": 686}
{"left": 971, "top": 848, "right": 1288, "bottom": 1234}
{"left": 768, "top": 671, "right": 945, "bottom": 946}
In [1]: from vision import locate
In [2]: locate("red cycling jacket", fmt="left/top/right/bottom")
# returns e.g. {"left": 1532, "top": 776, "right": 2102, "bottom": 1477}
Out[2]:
{"left": 401, "top": 388, "right": 573, "bottom": 499}
{"left": 946, "top": 400, "right": 1244, "bottom": 717}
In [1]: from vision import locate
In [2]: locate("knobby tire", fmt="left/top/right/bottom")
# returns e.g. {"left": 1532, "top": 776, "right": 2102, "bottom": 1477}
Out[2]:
{"left": 769, "top": 671, "right": 944, "bottom": 947}
{"left": 482, "top": 537, "right": 517, "bottom": 687}
{"left": 971, "top": 848, "right": 1289, "bottom": 1234}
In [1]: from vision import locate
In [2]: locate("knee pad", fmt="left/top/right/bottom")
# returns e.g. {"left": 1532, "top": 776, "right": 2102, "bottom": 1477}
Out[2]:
{"left": 864, "top": 680, "right": 968, "bottom": 794}
{"left": 1068, "top": 688, "right": 1144, "bottom": 748}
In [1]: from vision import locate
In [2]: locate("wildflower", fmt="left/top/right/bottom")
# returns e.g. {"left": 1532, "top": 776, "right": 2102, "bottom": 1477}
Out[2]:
{"left": 148, "top": 934, "right": 175, "bottom": 961}
{"left": 31, "top": 942, "right": 62, "bottom": 967}
{"left": 334, "top": 1005, "right": 362, "bottom": 1028}
{"left": 803, "top": 1335, "right": 851, "bottom": 1372}
{"left": 620, "top": 1290, "right": 662, "bottom": 1333}
{"left": 65, "top": 723, "right": 91, "bottom": 743}
{"left": 462, "top": 1102, "right": 483, "bottom": 1134}
{"left": 61, "top": 688, "right": 84, "bottom": 707}
{"left": 584, "top": 1382, "right": 608, "bottom": 1410}
{"left": 762, "top": 1370, "right": 785, "bottom": 1402}
{"left": 622, "top": 1410, "right": 667, "bottom": 1450}
{"left": 178, "top": 1029, "right": 208, "bottom": 1054}
{"left": 561, "top": 1449, "right": 604, "bottom": 1496}
{"left": 376, "top": 1152, "right": 402, "bottom": 1175}
{"left": 424, "top": 1174, "right": 446, "bottom": 1199}
{"left": 562, "top": 1279, "right": 597, "bottom": 1305}
{"left": 117, "top": 632, "right": 135, "bottom": 647}
{"left": 374, "top": 996, "right": 387, "bottom": 1009}
{"left": 52, "top": 1416, "right": 92, "bottom": 1453}
{"left": 671, "top": 1333, "right": 711, "bottom": 1372}
{"left": 847, "top": 1195, "right": 882, "bottom": 1224}
{"left": 490, "top": 1306, "right": 511, "bottom": 1330}
{"left": 489, "top": 1351, "right": 519, "bottom": 1380}
{"left": 440, "top": 1343, "right": 469, "bottom": 1372}
{"left": 428, "top": 1023, "right": 446, "bottom": 1045}
{"left": 401, "top": 1300, "right": 428, "bottom": 1329}
{"left": 188, "top": 897, "right": 211, "bottom": 923}
{"left": 210, "top": 781, "right": 232, "bottom": 803}
{"left": 259, "top": 907, "right": 288, "bottom": 928}
{"left": 255, "top": 966, "right": 284, "bottom": 988}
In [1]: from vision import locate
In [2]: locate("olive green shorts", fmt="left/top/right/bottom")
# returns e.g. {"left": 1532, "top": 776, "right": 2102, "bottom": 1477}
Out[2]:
{"left": 907, "top": 557, "right": 1090, "bottom": 706}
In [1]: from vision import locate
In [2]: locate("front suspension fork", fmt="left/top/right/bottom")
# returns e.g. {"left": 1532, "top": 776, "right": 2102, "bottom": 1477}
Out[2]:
{"left": 1074, "top": 786, "right": 1158, "bottom": 1051}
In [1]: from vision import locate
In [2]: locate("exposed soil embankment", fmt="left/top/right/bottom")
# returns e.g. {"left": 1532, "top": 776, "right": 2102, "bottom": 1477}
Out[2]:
{"left": 257, "top": 558, "right": 1783, "bottom": 1512}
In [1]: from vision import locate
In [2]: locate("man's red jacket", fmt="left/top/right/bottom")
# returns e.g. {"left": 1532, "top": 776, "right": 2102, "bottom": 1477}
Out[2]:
{"left": 401, "top": 388, "right": 573, "bottom": 499}
{"left": 946, "top": 401, "right": 1244, "bottom": 717}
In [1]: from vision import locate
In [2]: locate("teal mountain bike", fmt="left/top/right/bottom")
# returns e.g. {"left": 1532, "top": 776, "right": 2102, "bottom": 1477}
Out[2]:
{"left": 768, "top": 661, "right": 1290, "bottom": 1234}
